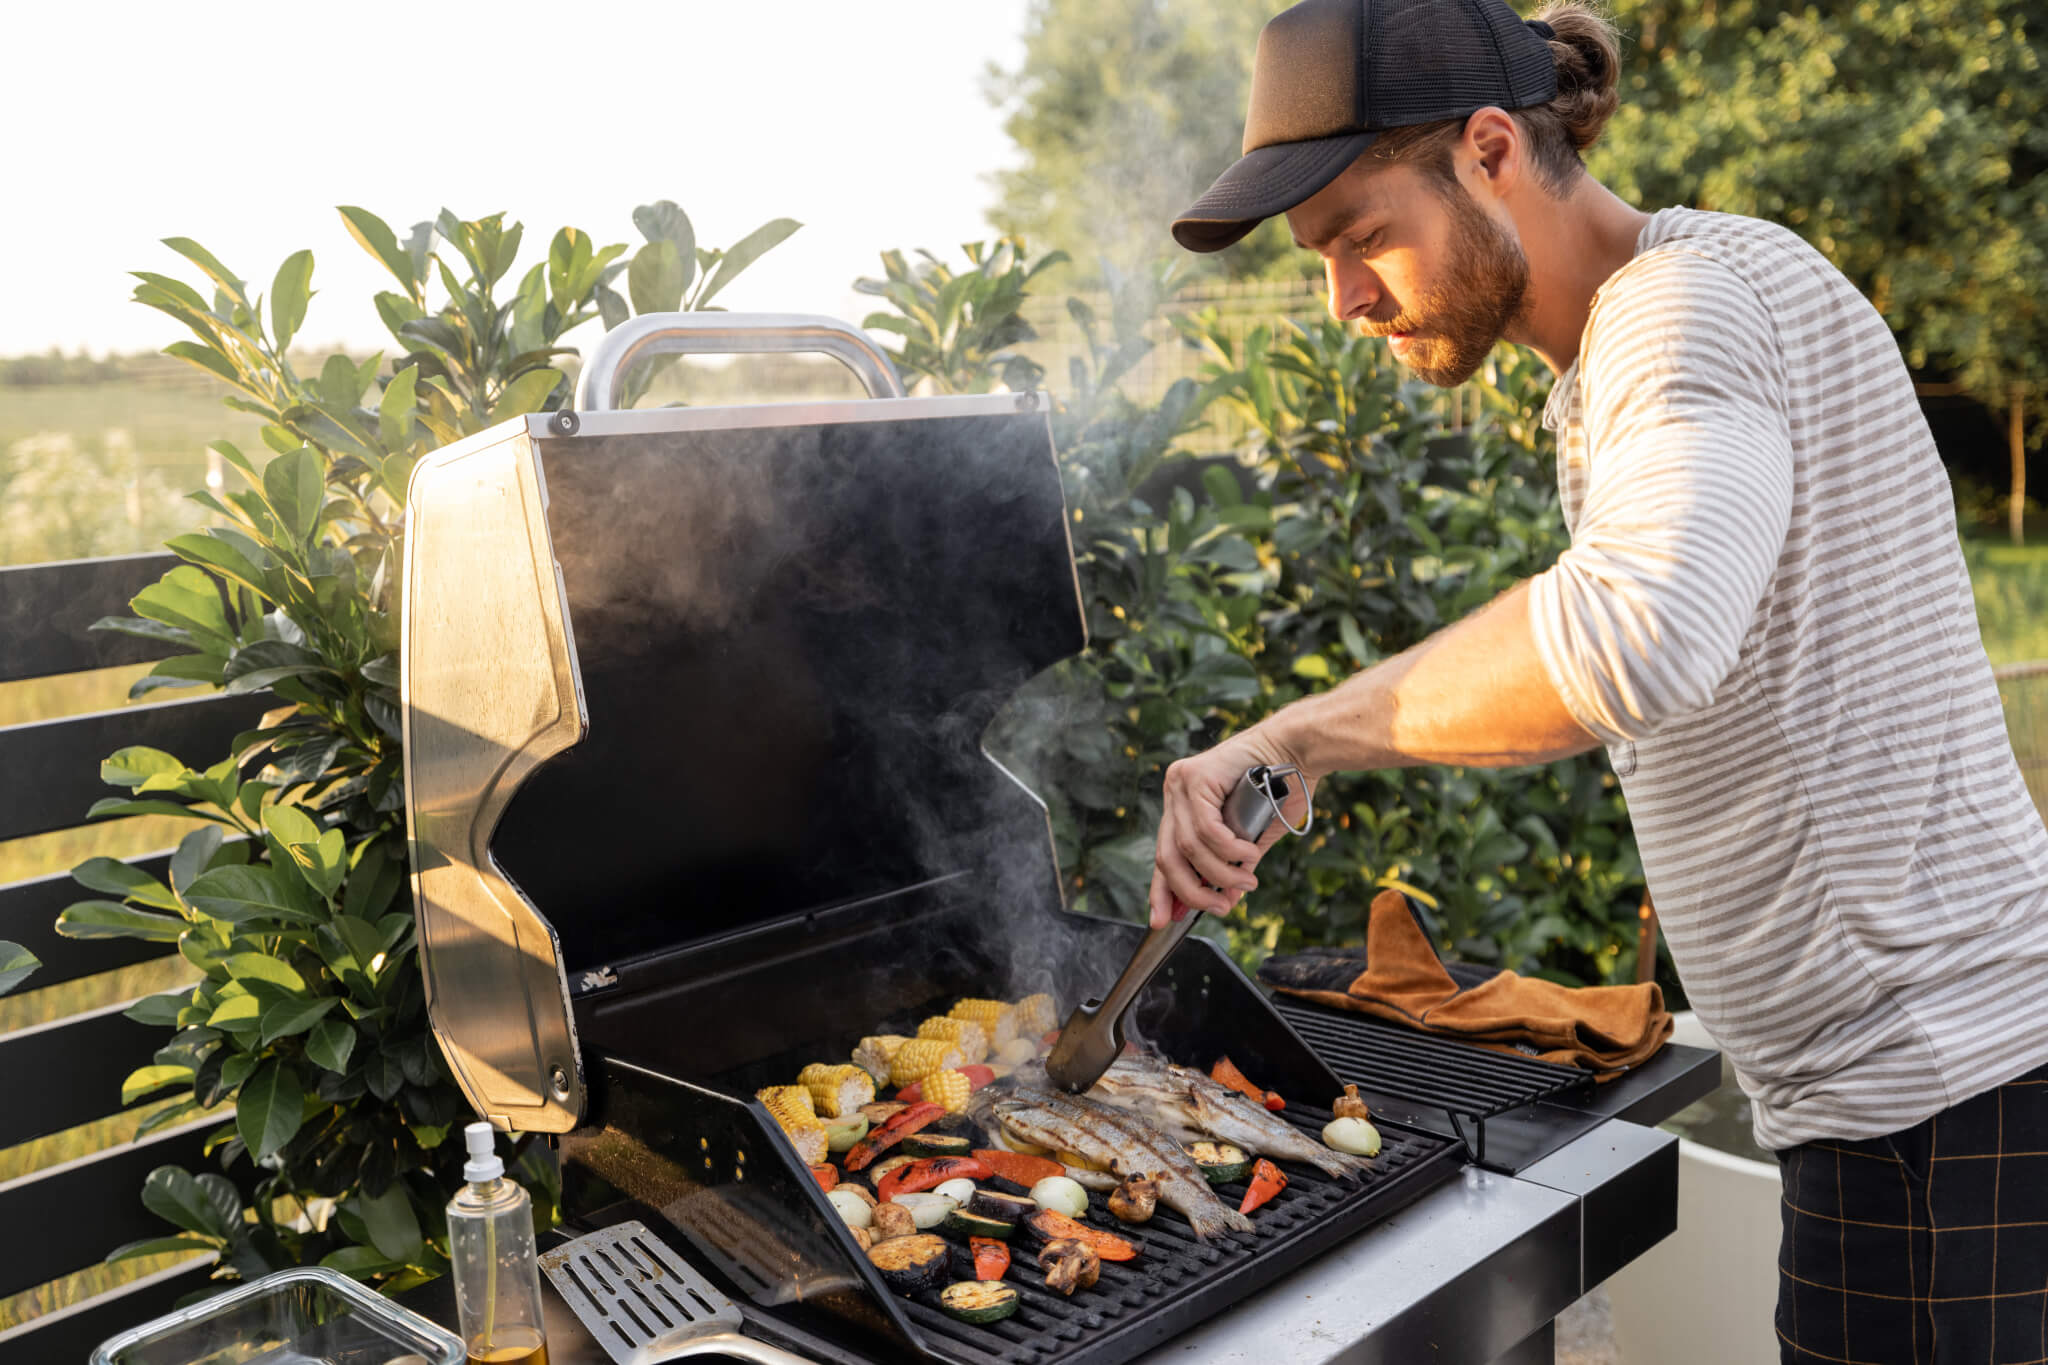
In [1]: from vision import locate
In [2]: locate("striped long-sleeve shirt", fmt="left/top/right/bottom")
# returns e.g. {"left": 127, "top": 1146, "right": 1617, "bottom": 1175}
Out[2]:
{"left": 1527, "top": 206, "right": 2048, "bottom": 1150}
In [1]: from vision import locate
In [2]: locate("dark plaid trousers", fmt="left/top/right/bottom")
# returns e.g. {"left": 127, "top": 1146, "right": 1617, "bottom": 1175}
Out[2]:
{"left": 1778, "top": 1060, "right": 2048, "bottom": 1363}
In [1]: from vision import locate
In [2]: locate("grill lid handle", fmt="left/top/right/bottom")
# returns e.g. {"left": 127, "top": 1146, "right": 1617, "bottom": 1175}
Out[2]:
{"left": 1045, "top": 766, "right": 1306, "bottom": 1093}
{"left": 572, "top": 312, "right": 907, "bottom": 410}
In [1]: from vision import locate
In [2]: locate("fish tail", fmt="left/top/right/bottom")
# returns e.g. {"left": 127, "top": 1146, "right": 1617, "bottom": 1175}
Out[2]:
{"left": 1303, "top": 1147, "right": 1368, "bottom": 1179}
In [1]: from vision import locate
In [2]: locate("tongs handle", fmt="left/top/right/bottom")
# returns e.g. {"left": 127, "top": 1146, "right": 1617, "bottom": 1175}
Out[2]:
{"left": 1046, "top": 765, "right": 1303, "bottom": 1091}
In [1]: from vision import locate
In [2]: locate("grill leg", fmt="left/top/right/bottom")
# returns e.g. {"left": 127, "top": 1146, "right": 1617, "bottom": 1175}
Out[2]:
{"left": 1485, "top": 1319, "right": 1555, "bottom": 1364}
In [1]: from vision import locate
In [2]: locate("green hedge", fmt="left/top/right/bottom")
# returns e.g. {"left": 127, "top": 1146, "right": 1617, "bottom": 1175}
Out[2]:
{"left": 868, "top": 247, "right": 1652, "bottom": 986}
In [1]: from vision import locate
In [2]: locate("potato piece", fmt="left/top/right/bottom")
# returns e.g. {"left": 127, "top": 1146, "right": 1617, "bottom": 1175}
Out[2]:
{"left": 871, "top": 1202, "right": 918, "bottom": 1242}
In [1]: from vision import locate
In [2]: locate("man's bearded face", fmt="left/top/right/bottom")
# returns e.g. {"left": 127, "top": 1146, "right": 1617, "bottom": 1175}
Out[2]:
{"left": 1361, "top": 180, "right": 1530, "bottom": 387}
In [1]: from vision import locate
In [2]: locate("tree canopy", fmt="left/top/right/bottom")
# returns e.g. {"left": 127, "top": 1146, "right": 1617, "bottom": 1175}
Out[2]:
{"left": 985, "top": 0, "right": 1300, "bottom": 283}
{"left": 1592, "top": 0, "right": 2045, "bottom": 425}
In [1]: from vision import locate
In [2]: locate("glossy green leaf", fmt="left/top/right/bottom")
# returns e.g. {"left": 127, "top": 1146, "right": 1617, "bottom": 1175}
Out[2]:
{"left": 354, "top": 1181, "right": 424, "bottom": 1263}
{"left": 236, "top": 1061, "right": 305, "bottom": 1161}
{"left": 222, "top": 952, "right": 305, "bottom": 991}
{"left": 628, "top": 239, "right": 685, "bottom": 315}
{"left": 161, "top": 237, "right": 248, "bottom": 308}
{"left": 130, "top": 566, "right": 232, "bottom": 648}
{"left": 321, "top": 1244, "right": 403, "bottom": 1280}
{"left": 123, "top": 1063, "right": 194, "bottom": 1106}
{"left": 71, "top": 856, "right": 181, "bottom": 909}
{"left": 0, "top": 942, "right": 38, "bottom": 995}
{"left": 271, "top": 250, "right": 315, "bottom": 349}
{"left": 490, "top": 368, "right": 561, "bottom": 422}
{"left": 260, "top": 994, "right": 338, "bottom": 1044}
{"left": 124, "top": 991, "right": 194, "bottom": 1027}
{"left": 261, "top": 446, "right": 325, "bottom": 544}
{"left": 140, "top": 1164, "right": 232, "bottom": 1238}
{"left": 307, "top": 1017, "right": 356, "bottom": 1073}
{"left": 339, "top": 206, "right": 416, "bottom": 296}
{"left": 56, "top": 900, "right": 187, "bottom": 942}
{"left": 182, "top": 865, "right": 319, "bottom": 925}
{"left": 379, "top": 364, "right": 418, "bottom": 449}
{"left": 108, "top": 1234, "right": 218, "bottom": 1263}
{"left": 694, "top": 218, "right": 801, "bottom": 309}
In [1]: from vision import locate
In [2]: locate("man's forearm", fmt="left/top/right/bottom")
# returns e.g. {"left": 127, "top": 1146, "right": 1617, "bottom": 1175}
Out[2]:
{"left": 1263, "top": 581, "right": 1601, "bottom": 777}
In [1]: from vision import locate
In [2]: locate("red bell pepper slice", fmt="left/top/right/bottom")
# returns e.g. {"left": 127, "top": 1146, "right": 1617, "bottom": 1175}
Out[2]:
{"left": 1023, "top": 1209, "right": 1140, "bottom": 1261}
{"left": 876, "top": 1155, "right": 993, "bottom": 1204}
{"left": 810, "top": 1164, "right": 839, "bottom": 1194}
{"left": 1239, "top": 1158, "right": 1287, "bottom": 1214}
{"left": 844, "top": 1101, "right": 945, "bottom": 1171}
{"left": 1212, "top": 1055, "right": 1285, "bottom": 1111}
{"left": 971, "top": 1148, "right": 1066, "bottom": 1189}
{"left": 970, "top": 1236, "right": 1011, "bottom": 1282}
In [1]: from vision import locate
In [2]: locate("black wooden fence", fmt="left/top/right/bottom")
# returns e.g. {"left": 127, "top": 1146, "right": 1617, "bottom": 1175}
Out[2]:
{"left": 0, "top": 551, "right": 269, "bottom": 1360}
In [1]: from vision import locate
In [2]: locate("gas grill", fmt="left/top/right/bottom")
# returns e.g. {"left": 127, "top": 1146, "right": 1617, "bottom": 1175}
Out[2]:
{"left": 401, "top": 315, "right": 1714, "bottom": 1365}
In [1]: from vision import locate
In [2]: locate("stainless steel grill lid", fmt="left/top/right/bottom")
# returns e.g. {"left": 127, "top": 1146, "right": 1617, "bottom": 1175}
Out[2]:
{"left": 400, "top": 317, "right": 1083, "bottom": 1132}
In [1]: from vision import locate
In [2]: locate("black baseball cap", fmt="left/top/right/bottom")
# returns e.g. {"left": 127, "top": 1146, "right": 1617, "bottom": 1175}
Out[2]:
{"left": 1172, "top": 0, "right": 1560, "bottom": 252}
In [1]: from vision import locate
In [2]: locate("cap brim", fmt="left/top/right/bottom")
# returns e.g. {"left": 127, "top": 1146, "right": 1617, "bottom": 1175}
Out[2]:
{"left": 1172, "top": 131, "right": 1379, "bottom": 253}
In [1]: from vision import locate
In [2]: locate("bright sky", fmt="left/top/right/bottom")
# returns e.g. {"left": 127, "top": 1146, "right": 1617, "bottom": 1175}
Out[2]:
{"left": 6, "top": 1, "right": 1032, "bottom": 357}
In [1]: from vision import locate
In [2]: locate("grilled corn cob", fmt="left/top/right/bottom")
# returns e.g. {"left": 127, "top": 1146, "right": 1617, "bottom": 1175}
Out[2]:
{"left": 948, "top": 998, "right": 1018, "bottom": 1048}
{"left": 916, "top": 1016, "right": 990, "bottom": 1065}
{"left": 800, "top": 1063, "right": 875, "bottom": 1118}
{"left": 853, "top": 1034, "right": 911, "bottom": 1085}
{"left": 920, "top": 1067, "right": 973, "bottom": 1114}
{"left": 1011, "top": 992, "right": 1057, "bottom": 1038}
{"left": 756, "top": 1084, "right": 828, "bottom": 1165}
{"left": 889, "top": 1038, "right": 962, "bottom": 1089}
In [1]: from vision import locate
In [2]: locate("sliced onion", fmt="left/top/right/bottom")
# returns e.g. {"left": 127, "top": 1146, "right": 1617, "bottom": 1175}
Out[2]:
{"left": 826, "top": 1188, "right": 873, "bottom": 1228}
{"left": 1322, "top": 1116, "right": 1382, "bottom": 1156}
{"left": 892, "top": 1193, "right": 958, "bottom": 1229}
{"left": 934, "top": 1178, "right": 978, "bottom": 1205}
{"left": 1029, "top": 1175, "right": 1090, "bottom": 1218}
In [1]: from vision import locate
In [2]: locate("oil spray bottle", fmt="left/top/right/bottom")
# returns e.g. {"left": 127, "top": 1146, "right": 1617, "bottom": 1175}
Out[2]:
{"left": 447, "top": 1121, "right": 549, "bottom": 1365}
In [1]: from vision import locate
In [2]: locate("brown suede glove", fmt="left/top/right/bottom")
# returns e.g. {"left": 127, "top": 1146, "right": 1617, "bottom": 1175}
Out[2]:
{"left": 1259, "top": 889, "right": 1672, "bottom": 1075}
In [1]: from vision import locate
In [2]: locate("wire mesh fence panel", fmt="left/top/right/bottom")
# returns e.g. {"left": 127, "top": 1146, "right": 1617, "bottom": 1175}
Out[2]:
{"left": 1995, "top": 661, "right": 2048, "bottom": 827}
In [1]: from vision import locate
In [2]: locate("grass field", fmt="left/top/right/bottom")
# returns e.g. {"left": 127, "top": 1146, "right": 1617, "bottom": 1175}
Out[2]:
{"left": 3, "top": 371, "right": 2045, "bottom": 1338}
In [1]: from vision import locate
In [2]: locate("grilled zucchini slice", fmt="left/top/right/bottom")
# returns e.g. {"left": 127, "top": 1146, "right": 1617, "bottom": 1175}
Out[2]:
{"left": 902, "top": 1132, "right": 973, "bottom": 1158}
{"left": 940, "top": 1279, "right": 1019, "bottom": 1323}
{"left": 868, "top": 1233, "right": 951, "bottom": 1295}
{"left": 1186, "top": 1141, "right": 1252, "bottom": 1184}
{"left": 944, "top": 1207, "right": 1014, "bottom": 1240}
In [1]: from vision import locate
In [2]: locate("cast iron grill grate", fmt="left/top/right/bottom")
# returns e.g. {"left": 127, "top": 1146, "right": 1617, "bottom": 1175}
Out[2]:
{"left": 1275, "top": 999, "right": 1593, "bottom": 1166}
{"left": 880, "top": 1102, "right": 1457, "bottom": 1365}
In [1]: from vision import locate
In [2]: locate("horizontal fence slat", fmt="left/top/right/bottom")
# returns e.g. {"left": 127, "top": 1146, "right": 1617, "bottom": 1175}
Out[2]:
{"left": 0, "top": 554, "right": 182, "bottom": 683}
{"left": 0, "top": 1116, "right": 229, "bottom": 1300}
{"left": 0, "top": 997, "right": 182, "bottom": 1148}
{"left": 0, "top": 1256, "right": 215, "bottom": 1361}
{"left": 0, "top": 693, "right": 274, "bottom": 843}
{"left": 0, "top": 854, "right": 182, "bottom": 989}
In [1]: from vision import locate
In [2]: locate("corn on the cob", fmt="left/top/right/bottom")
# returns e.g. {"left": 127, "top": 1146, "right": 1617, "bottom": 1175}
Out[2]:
{"left": 889, "top": 1038, "right": 962, "bottom": 1089}
{"left": 921, "top": 1067, "right": 972, "bottom": 1114}
{"left": 853, "top": 1034, "right": 911, "bottom": 1085}
{"left": 800, "top": 1063, "right": 875, "bottom": 1118}
{"left": 1011, "top": 992, "right": 1057, "bottom": 1038}
{"left": 915, "top": 1016, "right": 989, "bottom": 1065}
{"left": 949, "top": 998, "right": 1018, "bottom": 1048}
{"left": 756, "top": 1085, "right": 828, "bottom": 1165}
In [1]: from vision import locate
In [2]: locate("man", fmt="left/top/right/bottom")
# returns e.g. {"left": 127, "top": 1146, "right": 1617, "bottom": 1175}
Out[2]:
{"left": 1156, "top": 1, "right": 2048, "bottom": 1360}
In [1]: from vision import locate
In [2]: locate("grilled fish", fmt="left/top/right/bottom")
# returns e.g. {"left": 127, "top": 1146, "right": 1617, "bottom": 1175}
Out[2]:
{"left": 1092, "top": 1055, "right": 1371, "bottom": 1180}
{"left": 990, "top": 1086, "right": 1254, "bottom": 1238}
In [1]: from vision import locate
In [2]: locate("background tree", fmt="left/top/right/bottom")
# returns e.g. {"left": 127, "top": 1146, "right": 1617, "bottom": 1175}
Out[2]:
{"left": 1592, "top": 0, "right": 2045, "bottom": 536}
{"left": 985, "top": 0, "right": 1300, "bottom": 285}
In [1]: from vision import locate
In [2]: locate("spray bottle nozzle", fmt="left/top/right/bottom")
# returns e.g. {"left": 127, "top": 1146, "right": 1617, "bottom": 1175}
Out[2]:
{"left": 463, "top": 1120, "right": 505, "bottom": 1184}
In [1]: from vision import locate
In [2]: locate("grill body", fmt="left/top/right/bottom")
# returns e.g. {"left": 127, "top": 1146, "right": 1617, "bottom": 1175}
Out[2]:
{"left": 403, "top": 387, "right": 1467, "bottom": 1365}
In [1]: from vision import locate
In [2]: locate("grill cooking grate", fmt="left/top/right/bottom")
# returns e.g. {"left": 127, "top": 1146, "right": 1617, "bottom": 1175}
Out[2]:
{"left": 1276, "top": 999, "right": 1593, "bottom": 1167}
{"left": 880, "top": 1102, "right": 1455, "bottom": 1365}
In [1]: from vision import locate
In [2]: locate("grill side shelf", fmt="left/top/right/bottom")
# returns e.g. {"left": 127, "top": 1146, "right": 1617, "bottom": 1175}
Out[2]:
{"left": 1274, "top": 999, "right": 1594, "bottom": 1170}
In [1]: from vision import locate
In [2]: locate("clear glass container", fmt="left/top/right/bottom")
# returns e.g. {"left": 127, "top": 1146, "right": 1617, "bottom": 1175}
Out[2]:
{"left": 89, "top": 1264, "right": 465, "bottom": 1365}
{"left": 448, "top": 1167, "right": 549, "bottom": 1365}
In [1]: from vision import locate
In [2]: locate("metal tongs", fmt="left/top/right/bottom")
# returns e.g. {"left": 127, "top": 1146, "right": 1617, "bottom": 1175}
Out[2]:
{"left": 1045, "top": 764, "right": 1311, "bottom": 1092}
